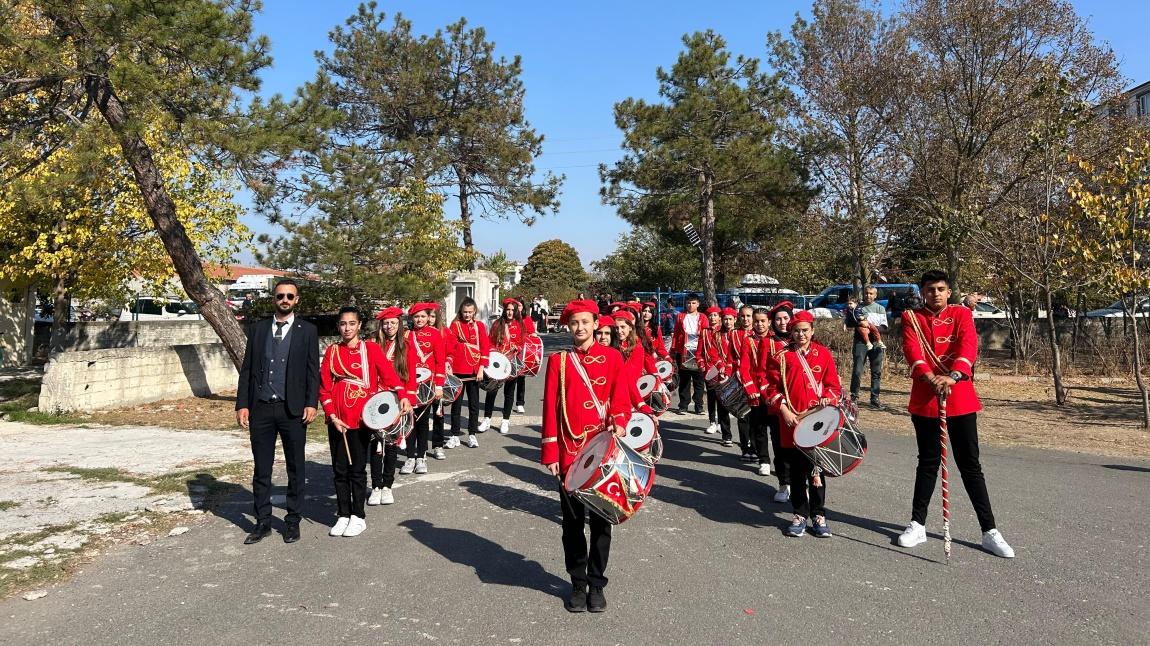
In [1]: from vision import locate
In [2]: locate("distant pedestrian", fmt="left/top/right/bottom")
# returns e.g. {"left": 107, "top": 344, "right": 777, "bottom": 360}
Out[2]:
{"left": 845, "top": 285, "right": 887, "bottom": 408}
{"left": 962, "top": 294, "right": 979, "bottom": 312}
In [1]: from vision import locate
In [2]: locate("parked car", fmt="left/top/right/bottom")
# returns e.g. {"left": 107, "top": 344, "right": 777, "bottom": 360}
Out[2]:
{"left": 971, "top": 301, "right": 1007, "bottom": 319}
{"left": 119, "top": 297, "right": 203, "bottom": 321}
{"left": 1085, "top": 298, "right": 1150, "bottom": 318}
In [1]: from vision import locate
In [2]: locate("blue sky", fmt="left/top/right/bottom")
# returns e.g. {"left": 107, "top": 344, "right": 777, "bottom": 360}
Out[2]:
{"left": 241, "top": 0, "right": 1150, "bottom": 267}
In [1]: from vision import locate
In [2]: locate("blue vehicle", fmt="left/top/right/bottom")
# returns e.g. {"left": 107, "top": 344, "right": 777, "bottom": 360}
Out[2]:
{"left": 810, "top": 283, "right": 921, "bottom": 317}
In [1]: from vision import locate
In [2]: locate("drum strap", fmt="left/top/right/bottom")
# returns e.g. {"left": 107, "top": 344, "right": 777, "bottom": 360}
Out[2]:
{"left": 453, "top": 321, "right": 482, "bottom": 363}
{"left": 569, "top": 352, "right": 607, "bottom": 422}
{"left": 794, "top": 348, "right": 823, "bottom": 398}
{"left": 906, "top": 309, "right": 948, "bottom": 373}
{"left": 329, "top": 341, "right": 370, "bottom": 389}
{"left": 413, "top": 329, "right": 431, "bottom": 365}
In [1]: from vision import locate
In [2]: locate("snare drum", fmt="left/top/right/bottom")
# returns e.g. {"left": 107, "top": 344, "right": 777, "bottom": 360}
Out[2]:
{"left": 654, "top": 359, "right": 678, "bottom": 391}
{"left": 477, "top": 350, "right": 513, "bottom": 392}
{"left": 508, "top": 352, "right": 526, "bottom": 379}
{"left": 362, "top": 391, "right": 414, "bottom": 445}
{"left": 715, "top": 376, "right": 751, "bottom": 419}
{"left": 414, "top": 367, "right": 435, "bottom": 407}
{"left": 703, "top": 365, "right": 726, "bottom": 388}
{"left": 520, "top": 335, "right": 544, "bottom": 376}
{"left": 620, "top": 412, "right": 661, "bottom": 463}
{"left": 636, "top": 374, "right": 670, "bottom": 416}
{"left": 563, "top": 431, "right": 655, "bottom": 525}
{"left": 441, "top": 373, "right": 463, "bottom": 403}
{"left": 793, "top": 405, "right": 868, "bottom": 477}
{"left": 682, "top": 348, "right": 700, "bottom": 372}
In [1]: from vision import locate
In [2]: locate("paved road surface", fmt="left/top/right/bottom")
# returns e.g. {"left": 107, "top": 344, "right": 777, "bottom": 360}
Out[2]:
{"left": 4, "top": 338, "right": 1148, "bottom": 644}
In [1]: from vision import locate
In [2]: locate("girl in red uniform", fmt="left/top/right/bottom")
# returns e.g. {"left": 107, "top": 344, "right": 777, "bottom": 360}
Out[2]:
{"left": 595, "top": 318, "right": 615, "bottom": 347}
{"left": 482, "top": 298, "right": 526, "bottom": 435}
{"left": 541, "top": 300, "right": 631, "bottom": 613}
{"left": 762, "top": 302, "right": 796, "bottom": 501}
{"left": 369, "top": 307, "right": 420, "bottom": 502}
{"left": 612, "top": 310, "right": 658, "bottom": 414}
{"left": 408, "top": 303, "right": 449, "bottom": 462}
{"left": 446, "top": 298, "right": 490, "bottom": 449}
{"left": 640, "top": 302, "right": 672, "bottom": 361}
{"left": 512, "top": 298, "right": 534, "bottom": 413}
{"left": 764, "top": 309, "right": 842, "bottom": 538}
{"left": 319, "top": 306, "right": 410, "bottom": 537}
{"left": 730, "top": 304, "right": 755, "bottom": 460}
{"left": 700, "top": 307, "right": 738, "bottom": 445}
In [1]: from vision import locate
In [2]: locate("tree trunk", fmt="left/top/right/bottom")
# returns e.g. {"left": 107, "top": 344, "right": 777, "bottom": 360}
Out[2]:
{"left": 49, "top": 274, "right": 69, "bottom": 353}
{"left": 456, "top": 170, "right": 476, "bottom": 266}
{"left": 87, "top": 75, "right": 247, "bottom": 369}
{"left": 1042, "top": 285, "right": 1067, "bottom": 405}
{"left": 699, "top": 169, "right": 716, "bottom": 307}
{"left": 1123, "top": 296, "right": 1150, "bottom": 428}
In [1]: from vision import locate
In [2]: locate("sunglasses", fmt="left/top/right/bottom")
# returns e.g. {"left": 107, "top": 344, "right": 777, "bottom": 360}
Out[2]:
{"left": 275, "top": 293, "right": 297, "bottom": 301}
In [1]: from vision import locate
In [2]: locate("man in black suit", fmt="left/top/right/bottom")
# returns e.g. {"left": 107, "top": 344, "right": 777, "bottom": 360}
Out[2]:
{"left": 235, "top": 279, "right": 319, "bottom": 544}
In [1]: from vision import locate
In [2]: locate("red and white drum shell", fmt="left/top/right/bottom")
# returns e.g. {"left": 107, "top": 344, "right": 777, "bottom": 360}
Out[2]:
{"left": 655, "top": 359, "right": 678, "bottom": 390}
{"left": 414, "top": 367, "right": 435, "bottom": 407}
{"left": 520, "top": 334, "right": 544, "bottom": 377}
{"left": 620, "top": 412, "right": 661, "bottom": 462}
{"left": 563, "top": 431, "right": 655, "bottom": 525}
{"left": 793, "top": 405, "right": 867, "bottom": 477}
{"left": 362, "top": 391, "right": 414, "bottom": 445}
{"left": 703, "top": 365, "right": 726, "bottom": 388}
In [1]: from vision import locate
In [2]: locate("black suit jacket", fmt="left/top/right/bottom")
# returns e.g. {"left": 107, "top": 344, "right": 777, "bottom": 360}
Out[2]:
{"left": 236, "top": 317, "right": 320, "bottom": 417}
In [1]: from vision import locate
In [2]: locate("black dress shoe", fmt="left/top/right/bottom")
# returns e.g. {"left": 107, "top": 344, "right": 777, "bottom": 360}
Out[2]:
{"left": 244, "top": 523, "right": 272, "bottom": 545}
{"left": 565, "top": 585, "right": 588, "bottom": 613}
{"left": 283, "top": 523, "right": 300, "bottom": 543}
{"left": 588, "top": 586, "right": 607, "bottom": 613}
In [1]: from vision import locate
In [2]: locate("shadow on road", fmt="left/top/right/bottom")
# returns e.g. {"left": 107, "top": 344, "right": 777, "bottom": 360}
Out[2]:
{"left": 399, "top": 519, "right": 567, "bottom": 599}
{"left": 1102, "top": 463, "right": 1150, "bottom": 473}
{"left": 199, "top": 460, "right": 338, "bottom": 534}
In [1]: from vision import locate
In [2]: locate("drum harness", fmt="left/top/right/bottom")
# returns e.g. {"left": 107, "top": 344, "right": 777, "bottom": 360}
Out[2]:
{"left": 905, "top": 307, "right": 954, "bottom": 564}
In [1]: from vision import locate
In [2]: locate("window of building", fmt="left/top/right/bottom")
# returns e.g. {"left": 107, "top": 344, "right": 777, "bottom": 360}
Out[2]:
{"left": 1138, "top": 91, "right": 1150, "bottom": 117}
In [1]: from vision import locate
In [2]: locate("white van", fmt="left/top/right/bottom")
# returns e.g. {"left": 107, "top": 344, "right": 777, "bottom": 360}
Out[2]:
{"left": 119, "top": 297, "right": 203, "bottom": 321}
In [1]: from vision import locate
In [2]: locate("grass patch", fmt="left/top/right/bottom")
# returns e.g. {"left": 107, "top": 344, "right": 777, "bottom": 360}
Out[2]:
{"left": 0, "top": 378, "right": 40, "bottom": 401}
{"left": 0, "top": 522, "right": 86, "bottom": 600}
{"left": 43, "top": 462, "right": 250, "bottom": 498}
{"left": 0, "top": 500, "right": 19, "bottom": 511}
{"left": 43, "top": 466, "right": 126, "bottom": 483}
{"left": 0, "top": 378, "right": 90, "bottom": 425}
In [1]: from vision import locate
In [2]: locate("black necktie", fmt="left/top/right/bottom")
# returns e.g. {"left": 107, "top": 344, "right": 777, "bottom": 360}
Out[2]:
{"left": 275, "top": 321, "right": 287, "bottom": 342}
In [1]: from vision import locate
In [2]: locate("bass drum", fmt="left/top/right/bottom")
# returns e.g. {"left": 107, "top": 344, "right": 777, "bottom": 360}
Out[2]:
{"left": 414, "top": 367, "right": 435, "bottom": 407}
{"left": 620, "top": 412, "right": 662, "bottom": 463}
{"left": 520, "top": 335, "right": 544, "bottom": 376}
{"left": 478, "top": 350, "right": 513, "bottom": 392}
{"left": 563, "top": 431, "right": 655, "bottom": 525}
{"left": 441, "top": 374, "right": 464, "bottom": 403}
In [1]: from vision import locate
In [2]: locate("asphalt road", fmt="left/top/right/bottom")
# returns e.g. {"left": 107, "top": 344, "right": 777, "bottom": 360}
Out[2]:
{"left": 4, "top": 336, "right": 1148, "bottom": 645}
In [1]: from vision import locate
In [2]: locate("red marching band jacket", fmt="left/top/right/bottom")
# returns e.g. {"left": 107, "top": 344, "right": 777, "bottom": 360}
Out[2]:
{"left": 446, "top": 320, "right": 491, "bottom": 375}
{"left": 411, "top": 325, "right": 447, "bottom": 388}
{"left": 619, "top": 340, "right": 656, "bottom": 416}
{"left": 698, "top": 325, "right": 734, "bottom": 377}
{"left": 763, "top": 341, "right": 843, "bottom": 448}
{"left": 379, "top": 335, "right": 420, "bottom": 404}
{"left": 490, "top": 318, "right": 527, "bottom": 357}
{"left": 670, "top": 311, "right": 709, "bottom": 361}
{"left": 320, "top": 340, "right": 407, "bottom": 429}
{"left": 901, "top": 304, "right": 981, "bottom": 418}
{"left": 541, "top": 342, "right": 632, "bottom": 475}
{"left": 646, "top": 323, "right": 672, "bottom": 361}
{"left": 737, "top": 332, "right": 771, "bottom": 402}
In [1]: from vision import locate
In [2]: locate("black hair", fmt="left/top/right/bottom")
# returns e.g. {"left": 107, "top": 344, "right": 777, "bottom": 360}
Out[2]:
{"left": 275, "top": 278, "right": 300, "bottom": 292}
{"left": 338, "top": 305, "right": 361, "bottom": 320}
{"left": 919, "top": 269, "right": 950, "bottom": 288}
{"left": 686, "top": 293, "right": 700, "bottom": 302}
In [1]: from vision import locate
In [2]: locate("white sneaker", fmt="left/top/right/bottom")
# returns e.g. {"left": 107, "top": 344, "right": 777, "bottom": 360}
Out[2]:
{"left": 342, "top": 515, "right": 366, "bottom": 537}
{"left": 400, "top": 458, "right": 416, "bottom": 475}
{"left": 477, "top": 417, "right": 491, "bottom": 433}
{"left": 379, "top": 487, "right": 394, "bottom": 505}
{"left": 515, "top": 405, "right": 525, "bottom": 414}
{"left": 982, "top": 529, "right": 1015, "bottom": 558}
{"left": 433, "top": 447, "right": 446, "bottom": 460}
{"left": 898, "top": 520, "right": 927, "bottom": 548}
{"left": 467, "top": 434, "right": 479, "bottom": 448}
{"left": 877, "top": 341, "right": 887, "bottom": 349}
{"left": 499, "top": 420, "right": 510, "bottom": 434}
{"left": 367, "top": 488, "right": 383, "bottom": 506}
{"left": 329, "top": 516, "right": 350, "bottom": 536}
{"left": 414, "top": 458, "right": 428, "bottom": 474}
{"left": 865, "top": 342, "right": 874, "bottom": 351}
{"left": 757, "top": 463, "right": 771, "bottom": 476}
{"left": 705, "top": 423, "right": 718, "bottom": 435}
{"left": 773, "top": 485, "right": 791, "bottom": 503}
{"left": 445, "top": 436, "right": 459, "bottom": 449}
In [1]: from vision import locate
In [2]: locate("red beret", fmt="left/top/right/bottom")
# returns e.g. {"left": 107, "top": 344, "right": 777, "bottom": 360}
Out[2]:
{"left": 642, "top": 301, "right": 657, "bottom": 309}
{"left": 501, "top": 297, "right": 519, "bottom": 306}
{"left": 791, "top": 310, "right": 815, "bottom": 325}
{"left": 721, "top": 307, "right": 738, "bottom": 317}
{"left": 560, "top": 299, "right": 599, "bottom": 325}
{"left": 612, "top": 310, "right": 636, "bottom": 325}
{"left": 705, "top": 306, "right": 721, "bottom": 315}
{"left": 376, "top": 306, "right": 404, "bottom": 321}
{"left": 596, "top": 318, "right": 614, "bottom": 331}
{"left": 769, "top": 300, "right": 795, "bottom": 319}
{"left": 408, "top": 302, "right": 431, "bottom": 316}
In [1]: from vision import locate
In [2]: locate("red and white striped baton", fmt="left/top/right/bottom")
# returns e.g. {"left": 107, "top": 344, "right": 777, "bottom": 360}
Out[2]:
{"left": 939, "top": 394, "right": 952, "bottom": 564}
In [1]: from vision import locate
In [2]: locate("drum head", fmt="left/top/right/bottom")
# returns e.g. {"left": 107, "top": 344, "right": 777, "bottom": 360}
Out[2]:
{"left": 415, "top": 366, "right": 433, "bottom": 384}
{"left": 794, "top": 405, "right": 844, "bottom": 449}
{"left": 704, "top": 366, "right": 724, "bottom": 384}
{"left": 655, "top": 360, "right": 675, "bottom": 381}
{"left": 636, "top": 374, "right": 659, "bottom": 398}
{"left": 486, "top": 351, "right": 513, "bottom": 381}
{"left": 564, "top": 432, "right": 614, "bottom": 493}
{"left": 621, "top": 413, "right": 657, "bottom": 453}
{"left": 362, "top": 391, "right": 401, "bottom": 430}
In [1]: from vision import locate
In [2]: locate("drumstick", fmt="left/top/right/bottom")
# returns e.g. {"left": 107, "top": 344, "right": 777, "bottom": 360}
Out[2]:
{"left": 938, "top": 394, "right": 952, "bottom": 564}
{"left": 341, "top": 428, "right": 353, "bottom": 464}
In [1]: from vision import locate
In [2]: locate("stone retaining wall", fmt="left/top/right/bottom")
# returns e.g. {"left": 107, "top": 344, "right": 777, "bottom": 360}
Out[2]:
{"left": 39, "top": 320, "right": 226, "bottom": 353}
{"left": 39, "top": 344, "right": 237, "bottom": 412}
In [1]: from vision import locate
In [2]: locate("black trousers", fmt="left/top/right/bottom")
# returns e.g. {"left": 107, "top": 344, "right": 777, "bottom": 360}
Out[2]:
{"left": 249, "top": 400, "right": 307, "bottom": 525}
{"left": 707, "top": 389, "right": 732, "bottom": 440}
{"left": 483, "top": 377, "right": 520, "bottom": 420}
{"left": 368, "top": 437, "right": 399, "bottom": 490}
{"left": 911, "top": 413, "right": 997, "bottom": 532}
{"left": 677, "top": 364, "right": 704, "bottom": 411}
{"left": 766, "top": 412, "right": 790, "bottom": 482}
{"left": 749, "top": 405, "right": 772, "bottom": 467}
{"left": 561, "top": 489, "right": 612, "bottom": 589}
{"left": 514, "top": 375, "right": 526, "bottom": 406}
{"left": 737, "top": 415, "right": 752, "bottom": 454}
{"left": 328, "top": 424, "right": 371, "bottom": 519}
{"left": 406, "top": 405, "right": 432, "bottom": 458}
{"left": 431, "top": 402, "right": 446, "bottom": 448}
{"left": 786, "top": 448, "right": 826, "bottom": 519}
{"left": 450, "top": 375, "right": 481, "bottom": 435}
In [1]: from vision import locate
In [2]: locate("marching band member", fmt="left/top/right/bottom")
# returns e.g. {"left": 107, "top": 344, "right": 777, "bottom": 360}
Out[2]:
{"left": 613, "top": 310, "right": 659, "bottom": 414}
{"left": 701, "top": 305, "right": 724, "bottom": 436}
{"left": 595, "top": 318, "right": 616, "bottom": 347}
{"left": 763, "top": 309, "right": 841, "bottom": 538}
{"left": 425, "top": 303, "right": 450, "bottom": 458}
{"left": 671, "top": 293, "right": 708, "bottom": 415}
{"left": 763, "top": 302, "right": 796, "bottom": 502}
{"left": 369, "top": 307, "right": 420, "bottom": 501}
{"left": 541, "top": 299, "right": 631, "bottom": 613}
{"left": 738, "top": 308, "right": 773, "bottom": 476}
{"left": 640, "top": 302, "right": 672, "bottom": 361}
{"left": 446, "top": 298, "right": 490, "bottom": 449}
{"left": 514, "top": 298, "right": 534, "bottom": 413}
{"left": 730, "top": 304, "right": 756, "bottom": 461}
{"left": 897, "top": 270, "right": 1014, "bottom": 558}
{"left": 319, "top": 306, "right": 410, "bottom": 537}
{"left": 700, "top": 307, "right": 738, "bottom": 446}
{"left": 482, "top": 298, "right": 526, "bottom": 435}
{"left": 408, "top": 302, "right": 448, "bottom": 464}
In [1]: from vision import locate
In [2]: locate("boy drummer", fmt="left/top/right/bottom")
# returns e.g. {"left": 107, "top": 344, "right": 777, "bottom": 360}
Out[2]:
{"left": 541, "top": 299, "right": 631, "bottom": 613}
